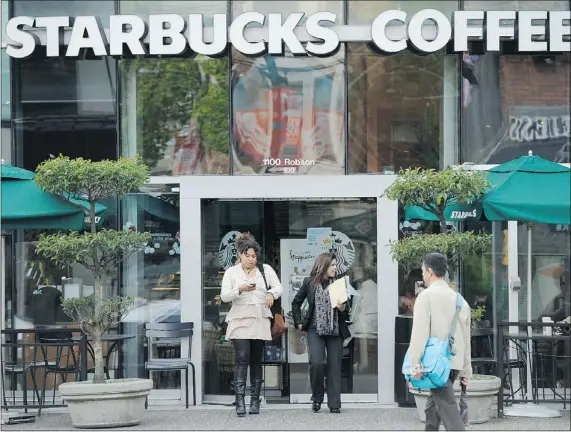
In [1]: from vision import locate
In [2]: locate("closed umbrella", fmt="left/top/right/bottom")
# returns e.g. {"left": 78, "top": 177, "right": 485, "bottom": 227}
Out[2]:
{"left": 1, "top": 162, "right": 107, "bottom": 230}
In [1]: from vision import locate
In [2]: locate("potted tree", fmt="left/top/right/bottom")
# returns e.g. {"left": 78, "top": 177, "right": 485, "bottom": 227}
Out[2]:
{"left": 34, "top": 156, "right": 153, "bottom": 428}
{"left": 384, "top": 166, "right": 501, "bottom": 424}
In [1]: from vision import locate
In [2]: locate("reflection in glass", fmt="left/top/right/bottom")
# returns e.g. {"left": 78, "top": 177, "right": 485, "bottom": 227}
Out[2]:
{"left": 231, "top": 52, "right": 345, "bottom": 175}
{"left": 120, "top": 1, "right": 227, "bottom": 25}
{"left": 461, "top": 53, "right": 570, "bottom": 164}
{"left": 518, "top": 223, "right": 570, "bottom": 322}
{"left": 1, "top": 0, "right": 8, "bottom": 43}
{"left": 121, "top": 58, "right": 230, "bottom": 176}
{"left": 396, "top": 208, "right": 441, "bottom": 317}
{"left": 463, "top": 0, "right": 569, "bottom": 10}
{"left": 120, "top": 186, "right": 181, "bottom": 389}
{"left": 1, "top": 50, "right": 9, "bottom": 122}
{"left": 348, "top": 45, "right": 458, "bottom": 173}
{"left": 232, "top": 1, "right": 343, "bottom": 24}
{"left": 1, "top": 49, "right": 11, "bottom": 163}
{"left": 201, "top": 199, "right": 378, "bottom": 398}
{"left": 13, "top": 56, "right": 118, "bottom": 171}
{"left": 13, "top": 1, "right": 115, "bottom": 26}
{"left": 348, "top": 0, "right": 458, "bottom": 24}
{"left": 12, "top": 202, "right": 119, "bottom": 330}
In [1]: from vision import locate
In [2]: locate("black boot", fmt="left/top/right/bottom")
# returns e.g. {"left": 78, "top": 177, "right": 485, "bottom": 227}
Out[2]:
{"left": 233, "top": 367, "right": 247, "bottom": 417}
{"left": 249, "top": 378, "right": 263, "bottom": 415}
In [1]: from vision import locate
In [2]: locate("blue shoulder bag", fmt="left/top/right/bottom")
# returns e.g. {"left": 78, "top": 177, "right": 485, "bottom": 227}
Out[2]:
{"left": 402, "top": 292, "right": 463, "bottom": 390}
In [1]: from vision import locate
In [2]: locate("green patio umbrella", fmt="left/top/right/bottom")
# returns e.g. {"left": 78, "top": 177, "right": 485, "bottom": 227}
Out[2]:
{"left": 404, "top": 153, "right": 570, "bottom": 225}
{"left": 1, "top": 162, "right": 107, "bottom": 230}
{"left": 404, "top": 200, "right": 483, "bottom": 222}
{"left": 483, "top": 152, "right": 570, "bottom": 225}
{"left": 405, "top": 152, "right": 570, "bottom": 412}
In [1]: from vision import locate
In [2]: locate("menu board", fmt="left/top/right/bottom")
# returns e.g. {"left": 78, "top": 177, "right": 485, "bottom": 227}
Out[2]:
{"left": 280, "top": 238, "right": 318, "bottom": 364}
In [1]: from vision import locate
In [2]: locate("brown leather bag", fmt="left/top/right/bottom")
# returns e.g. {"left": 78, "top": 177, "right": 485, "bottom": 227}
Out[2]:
{"left": 258, "top": 263, "right": 287, "bottom": 339}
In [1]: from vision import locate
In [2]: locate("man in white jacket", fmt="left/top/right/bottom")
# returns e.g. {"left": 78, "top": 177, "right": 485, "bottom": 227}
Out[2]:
{"left": 409, "top": 252, "right": 472, "bottom": 431}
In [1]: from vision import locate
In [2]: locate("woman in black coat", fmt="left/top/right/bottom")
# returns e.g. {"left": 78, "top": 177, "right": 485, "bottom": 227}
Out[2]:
{"left": 291, "top": 252, "right": 350, "bottom": 414}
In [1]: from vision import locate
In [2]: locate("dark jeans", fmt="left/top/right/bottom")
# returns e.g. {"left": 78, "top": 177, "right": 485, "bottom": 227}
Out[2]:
{"left": 231, "top": 339, "right": 265, "bottom": 384}
{"left": 425, "top": 370, "right": 465, "bottom": 431}
{"left": 307, "top": 328, "right": 343, "bottom": 409}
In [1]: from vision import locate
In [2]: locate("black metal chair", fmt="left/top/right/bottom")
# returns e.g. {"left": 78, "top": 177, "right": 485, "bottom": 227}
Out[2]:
{"left": 144, "top": 322, "right": 196, "bottom": 408}
{"left": 1, "top": 340, "right": 45, "bottom": 413}
{"left": 35, "top": 328, "right": 81, "bottom": 417}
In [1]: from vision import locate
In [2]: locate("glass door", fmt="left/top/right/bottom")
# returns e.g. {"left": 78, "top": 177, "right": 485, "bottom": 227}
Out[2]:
{"left": 282, "top": 199, "right": 378, "bottom": 403}
{"left": 120, "top": 184, "right": 182, "bottom": 403}
{"left": 200, "top": 198, "right": 379, "bottom": 404}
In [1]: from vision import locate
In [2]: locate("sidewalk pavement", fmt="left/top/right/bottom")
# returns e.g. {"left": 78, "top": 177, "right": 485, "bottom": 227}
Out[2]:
{"left": 3, "top": 405, "right": 570, "bottom": 431}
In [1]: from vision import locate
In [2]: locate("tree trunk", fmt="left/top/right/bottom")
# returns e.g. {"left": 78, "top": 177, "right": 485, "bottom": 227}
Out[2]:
{"left": 439, "top": 216, "right": 447, "bottom": 234}
{"left": 92, "top": 334, "right": 106, "bottom": 384}
{"left": 90, "top": 200, "right": 105, "bottom": 383}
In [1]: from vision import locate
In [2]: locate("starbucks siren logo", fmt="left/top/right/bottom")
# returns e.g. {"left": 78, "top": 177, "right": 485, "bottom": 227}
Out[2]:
{"left": 330, "top": 231, "right": 355, "bottom": 274}
{"left": 219, "top": 231, "right": 241, "bottom": 270}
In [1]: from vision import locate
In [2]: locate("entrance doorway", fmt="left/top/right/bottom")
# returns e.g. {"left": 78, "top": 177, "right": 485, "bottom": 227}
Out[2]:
{"left": 200, "top": 199, "right": 378, "bottom": 403}
{"left": 179, "top": 175, "right": 399, "bottom": 406}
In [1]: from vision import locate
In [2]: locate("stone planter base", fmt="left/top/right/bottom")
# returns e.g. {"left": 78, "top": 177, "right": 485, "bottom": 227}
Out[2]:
{"left": 58, "top": 378, "right": 153, "bottom": 429}
{"left": 409, "top": 375, "right": 501, "bottom": 425}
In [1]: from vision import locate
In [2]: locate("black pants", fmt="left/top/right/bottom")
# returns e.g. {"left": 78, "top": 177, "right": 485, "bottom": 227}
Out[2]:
{"left": 232, "top": 339, "right": 264, "bottom": 384}
{"left": 307, "top": 328, "right": 343, "bottom": 409}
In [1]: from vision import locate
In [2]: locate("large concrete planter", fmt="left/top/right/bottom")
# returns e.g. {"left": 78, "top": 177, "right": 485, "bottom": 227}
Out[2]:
{"left": 408, "top": 375, "right": 501, "bottom": 425}
{"left": 59, "top": 378, "right": 153, "bottom": 429}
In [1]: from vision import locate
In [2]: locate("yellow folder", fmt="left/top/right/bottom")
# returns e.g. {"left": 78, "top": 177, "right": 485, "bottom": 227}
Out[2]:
{"left": 329, "top": 276, "right": 348, "bottom": 307}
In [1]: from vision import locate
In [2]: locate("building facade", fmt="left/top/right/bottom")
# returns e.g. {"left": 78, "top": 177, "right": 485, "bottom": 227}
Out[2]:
{"left": 1, "top": 0, "right": 570, "bottom": 407}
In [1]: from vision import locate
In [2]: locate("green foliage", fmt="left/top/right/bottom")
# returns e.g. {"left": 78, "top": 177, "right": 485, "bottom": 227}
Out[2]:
{"left": 384, "top": 167, "right": 489, "bottom": 230}
{"left": 471, "top": 306, "right": 487, "bottom": 333}
{"left": 388, "top": 232, "right": 492, "bottom": 276}
{"left": 464, "top": 255, "right": 493, "bottom": 297}
{"left": 123, "top": 57, "right": 229, "bottom": 169}
{"left": 61, "top": 297, "right": 135, "bottom": 337}
{"left": 36, "top": 230, "right": 151, "bottom": 275}
{"left": 33, "top": 156, "right": 150, "bottom": 383}
{"left": 34, "top": 156, "right": 150, "bottom": 202}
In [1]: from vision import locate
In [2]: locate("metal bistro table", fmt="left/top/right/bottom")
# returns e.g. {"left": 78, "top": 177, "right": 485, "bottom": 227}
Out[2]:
{"left": 497, "top": 321, "right": 571, "bottom": 417}
{"left": 72, "top": 334, "right": 135, "bottom": 380}
{"left": 1, "top": 328, "right": 88, "bottom": 412}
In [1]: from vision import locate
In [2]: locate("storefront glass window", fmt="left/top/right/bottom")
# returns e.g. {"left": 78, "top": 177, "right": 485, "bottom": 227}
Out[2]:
{"left": 13, "top": 56, "right": 118, "bottom": 171}
{"left": 348, "top": 46, "right": 459, "bottom": 173}
{"left": 11, "top": 199, "right": 119, "bottom": 329}
{"left": 202, "top": 199, "right": 378, "bottom": 399}
{"left": 232, "top": 1, "right": 343, "bottom": 24}
{"left": 461, "top": 1, "right": 570, "bottom": 164}
{"left": 518, "top": 223, "right": 570, "bottom": 322}
{"left": 396, "top": 212, "right": 440, "bottom": 318}
{"left": 231, "top": 51, "right": 345, "bottom": 175}
{"left": 120, "top": 1, "right": 227, "bottom": 25}
{"left": 120, "top": 186, "right": 181, "bottom": 389}
{"left": 1, "top": 50, "right": 9, "bottom": 124}
{"left": 463, "top": 0, "right": 569, "bottom": 11}
{"left": 1, "top": 38, "right": 11, "bottom": 162}
{"left": 348, "top": 1, "right": 458, "bottom": 24}
{"left": 461, "top": 52, "right": 570, "bottom": 165}
{"left": 13, "top": 1, "right": 115, "bottom": 26}
{"left": 120, "top": 57, "right": 230, "bottom": 176}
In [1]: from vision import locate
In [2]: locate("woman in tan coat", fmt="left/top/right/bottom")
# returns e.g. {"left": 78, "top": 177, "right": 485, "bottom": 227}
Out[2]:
{"left": 220, "top": 233, "right": 283, "bottom": 416}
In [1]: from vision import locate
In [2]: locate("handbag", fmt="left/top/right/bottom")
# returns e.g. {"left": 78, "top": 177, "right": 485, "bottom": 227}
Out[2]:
{"left": 402, "top": 292, "right": 464, "bottom": 390}
{"left": 258, "top": 263, "right": 287, "bottom": 339}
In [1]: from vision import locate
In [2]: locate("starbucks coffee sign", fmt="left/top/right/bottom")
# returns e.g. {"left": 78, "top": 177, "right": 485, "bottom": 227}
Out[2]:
{"left": 5, "top": 9, "right": 569, "bottom": 59}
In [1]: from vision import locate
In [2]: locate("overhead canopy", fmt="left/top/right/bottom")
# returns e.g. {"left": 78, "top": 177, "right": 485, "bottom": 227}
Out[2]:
{"left": 483, "top": 154, "right": 571, "bottom": 225}
{"left": 1, "top": 163, "right": 107, "bottom": 230}
{"left": 404, "top": 153, "right": 571, "bottom": 226}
